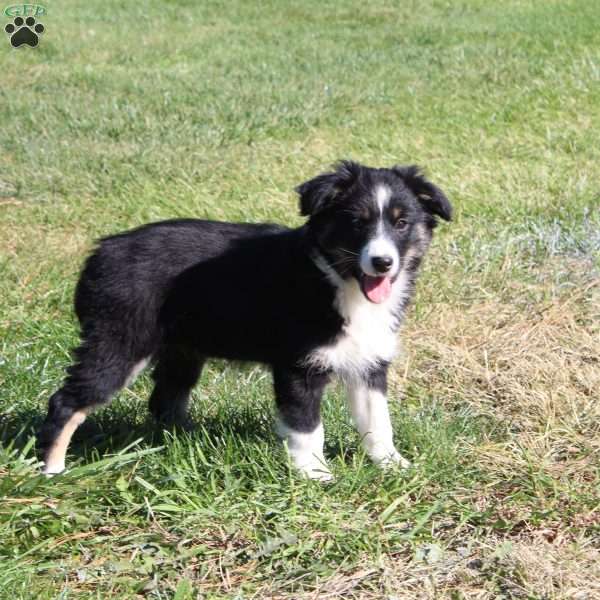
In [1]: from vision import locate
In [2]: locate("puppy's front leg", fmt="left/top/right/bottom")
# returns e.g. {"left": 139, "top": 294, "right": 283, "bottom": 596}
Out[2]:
{"left": 273, "top": 366, "right": 333, "bottom": 481}
{"left": 346, "top": 364, "right": 410, "bottom": 468}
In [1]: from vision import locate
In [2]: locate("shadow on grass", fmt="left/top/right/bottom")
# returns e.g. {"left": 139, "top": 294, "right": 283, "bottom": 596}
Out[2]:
{"left": 0, "top": 402, "right": 275, "bottom": 465}
{"left": 0, "top": 391, "right": 501, "bottom": 474}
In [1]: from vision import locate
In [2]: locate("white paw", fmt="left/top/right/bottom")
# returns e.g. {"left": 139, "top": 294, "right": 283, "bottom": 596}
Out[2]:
{"left": 42, "top": 461, "right": 66, "bottom": 476}
{"left": 275, "top": 418, "right": 332, "bottom": 481}
{"left": 369, "top": 447, "right": 411, "bottom": 469}
{"left": 296, "top": 458, "right": 334, "bottom": 482}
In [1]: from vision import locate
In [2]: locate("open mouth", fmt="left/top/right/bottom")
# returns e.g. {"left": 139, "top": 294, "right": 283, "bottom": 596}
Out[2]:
{"left": 359, "top": 273, "right": 393, "bottom": 304}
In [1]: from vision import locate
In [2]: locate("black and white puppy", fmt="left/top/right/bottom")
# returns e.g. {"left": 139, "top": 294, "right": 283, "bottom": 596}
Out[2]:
{"left": 38, "top": 161, "right": 451, "bottom": 480}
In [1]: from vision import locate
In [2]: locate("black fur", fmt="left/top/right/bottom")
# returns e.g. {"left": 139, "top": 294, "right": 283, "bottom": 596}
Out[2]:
{"left": 38, "top": 161, "right": 451, "bottom": 466}
{"left": 392, "top": 165, "right": 452, "bottom": 224}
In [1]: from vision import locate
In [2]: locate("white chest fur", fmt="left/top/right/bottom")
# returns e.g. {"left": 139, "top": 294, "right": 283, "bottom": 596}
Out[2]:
{"left": 306, "top": 264, "right": 409, "bottom": 379}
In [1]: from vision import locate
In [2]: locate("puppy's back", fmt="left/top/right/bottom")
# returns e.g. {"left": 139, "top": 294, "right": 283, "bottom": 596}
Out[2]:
{"left": 74, "top": 219, "right": 286, "bottom": 328}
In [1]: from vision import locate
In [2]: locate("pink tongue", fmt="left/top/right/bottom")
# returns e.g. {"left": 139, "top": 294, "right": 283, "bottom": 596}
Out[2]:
{"left": 363, "top": 275, "right": 392, "bottom": 303}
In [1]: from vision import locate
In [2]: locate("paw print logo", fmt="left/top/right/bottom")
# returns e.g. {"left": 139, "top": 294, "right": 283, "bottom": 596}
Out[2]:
{"left": 5, "top": 15, "right": 44, "bottom": 48}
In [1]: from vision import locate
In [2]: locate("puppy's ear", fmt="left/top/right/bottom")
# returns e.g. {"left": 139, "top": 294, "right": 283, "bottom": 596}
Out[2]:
{"left": 393, "top": 165, "right": 452, "bottom": 222}
{"left": 296, "top": 160, "right": 361, "bottom": 217}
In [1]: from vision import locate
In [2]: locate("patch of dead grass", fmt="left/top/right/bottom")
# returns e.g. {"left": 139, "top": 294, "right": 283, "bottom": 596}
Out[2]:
{"left": 398, "top": 257, "right": 599, "bottom": 478}
{"left": 380, "top": 256, "right": 599, "bottom": 597}
{"left": 243, "top": 534, "right": 600, "bottom": 599}
{"left": 379, "top": 535, "right": 600, "bottom": 600}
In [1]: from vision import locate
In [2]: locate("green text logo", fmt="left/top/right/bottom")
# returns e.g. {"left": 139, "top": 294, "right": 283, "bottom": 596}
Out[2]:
{"left": 4, "top": 4, "right": 46, "bottom": 17}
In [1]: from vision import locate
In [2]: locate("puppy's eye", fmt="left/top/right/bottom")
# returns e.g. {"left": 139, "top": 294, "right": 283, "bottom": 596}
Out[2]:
{"left": 395, "top": 219, "right": 409, "bottom": 231}
{"left": 353, "top": 209, "right": 370, "bottom": 226}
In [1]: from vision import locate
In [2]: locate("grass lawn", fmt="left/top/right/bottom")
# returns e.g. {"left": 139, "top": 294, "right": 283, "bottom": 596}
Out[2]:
{"left": 1, "top": 0, "right": 599, "bottom": 597}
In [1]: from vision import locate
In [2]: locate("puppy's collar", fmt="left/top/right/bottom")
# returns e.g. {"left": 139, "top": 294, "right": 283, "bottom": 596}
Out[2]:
{"left": 311, "top": 250, "right": 344, "bottom": 287}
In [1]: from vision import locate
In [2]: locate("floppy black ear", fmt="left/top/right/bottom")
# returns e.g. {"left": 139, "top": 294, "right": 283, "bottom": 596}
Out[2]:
{"left": 296, "top": 160, "right": 361, "bottom": 217}
{"left": 393, "top": 165, "right": 452, "bottom": 222}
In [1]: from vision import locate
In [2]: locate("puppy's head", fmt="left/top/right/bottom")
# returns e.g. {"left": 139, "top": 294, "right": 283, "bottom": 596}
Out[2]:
{"left": 297, "top": 161, "right": 452, "bottom": 303}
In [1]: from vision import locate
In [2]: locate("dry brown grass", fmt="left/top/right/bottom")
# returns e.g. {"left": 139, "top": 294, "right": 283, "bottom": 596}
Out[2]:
{"left": 403, "top": 256, "right": 599, "bottom": 451}
{"left": 379, "top": 535, "right": 600, "bottom": 600}
{"left": 381, "top": 255, "right": 600, "bottom": 598}
{"left": 248, "top": 535, "right": 599, "bottom": 599}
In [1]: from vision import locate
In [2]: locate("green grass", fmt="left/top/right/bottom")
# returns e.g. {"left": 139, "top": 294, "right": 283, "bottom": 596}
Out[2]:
{"left": 1, "top": 0, "right": 599, "bottom": 597}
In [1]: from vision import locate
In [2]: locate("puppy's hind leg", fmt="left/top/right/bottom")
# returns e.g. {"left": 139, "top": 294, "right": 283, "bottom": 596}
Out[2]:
{"left": 148, "top": 345, "right": 204, "bottom": 424}
{"left": 38, "top": 341, "right": 149, "bottom": 475}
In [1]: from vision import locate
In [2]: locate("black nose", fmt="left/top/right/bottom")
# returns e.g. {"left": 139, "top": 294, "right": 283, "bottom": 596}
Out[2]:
{"left": 371, "top": 255, "right": 393, "bottom": 274}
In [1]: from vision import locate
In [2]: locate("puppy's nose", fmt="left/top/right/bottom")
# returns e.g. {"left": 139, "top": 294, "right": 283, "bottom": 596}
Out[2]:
{"left": 371, "top": 255, "right": 393, "bottom": 274}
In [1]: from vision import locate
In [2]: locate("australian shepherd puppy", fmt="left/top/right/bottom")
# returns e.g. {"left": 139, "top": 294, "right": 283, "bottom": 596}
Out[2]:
{"left": 38, "top": 161, "right": 451, "bottom": 480}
